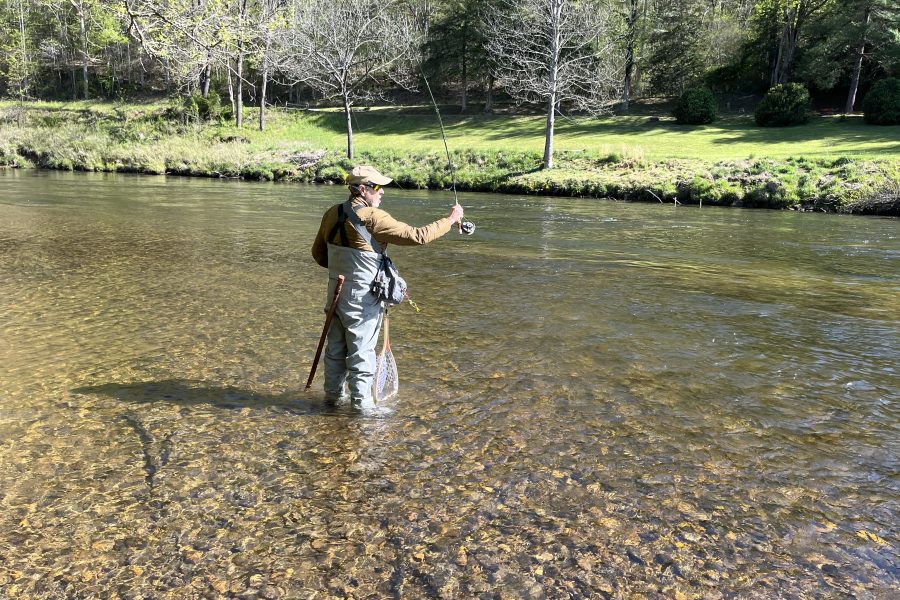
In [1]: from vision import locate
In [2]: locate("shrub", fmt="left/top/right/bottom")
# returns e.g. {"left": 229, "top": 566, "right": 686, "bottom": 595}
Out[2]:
{"left": 672, "top": 87, "right": 718, "bottom": 124}
{"left": 166, "top": 92, "right": 225, "bottom": 125}
{"left": 194, "top": 90, "right": 222, "bottom": 121}
{"left": 242, "top": 164, "right": 274, "bottom": 181}
{"left": 676, "top": 176, "right": 743, "bottom": 206}
{"left": 391, "top": 167, "right": 429, "bottom": 189}
{"left": 108, "top": 121, "right": 160, "bottom": 143}
{"left": 34, "top": 113, "right": 63, "bottom": 128}
{"left": 755, "top": 83, "right": 811, "bottom": 126}
{"left": 744, "top": 179, "right": 796, "bottom": 208}
{"left": 797, "top": 174, "right": 817, "bottom": 200}
{"left": 316, "top": 164, "right": 347, "bottom": 183}
{"left": 863, "top": 78, "right": 900, "bottom": 125}
{"left": 182, "top": 95, "right": 201, "bottom": 124}
{"left": 704, "top": 64, "right": 743, "bottom": 94}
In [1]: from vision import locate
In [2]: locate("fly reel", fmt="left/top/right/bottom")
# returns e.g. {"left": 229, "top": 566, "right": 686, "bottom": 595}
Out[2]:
{"left": 459, "top": 220, "right": 476, "bottom": 235}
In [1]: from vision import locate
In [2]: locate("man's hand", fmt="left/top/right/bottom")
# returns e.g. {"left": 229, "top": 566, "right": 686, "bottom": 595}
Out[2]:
{"left": 448, "top": 203, "right": 464, "bottom": 223}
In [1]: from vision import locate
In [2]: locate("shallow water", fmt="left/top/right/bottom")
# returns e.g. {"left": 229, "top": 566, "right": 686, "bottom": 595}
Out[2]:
{"left": 0, "top": 169, "right": 897, "bottom": 598}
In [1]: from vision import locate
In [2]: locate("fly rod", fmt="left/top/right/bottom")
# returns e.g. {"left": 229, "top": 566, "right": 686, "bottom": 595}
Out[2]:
{"left": 421, "top": 72, "right": 476, "bottom": 235}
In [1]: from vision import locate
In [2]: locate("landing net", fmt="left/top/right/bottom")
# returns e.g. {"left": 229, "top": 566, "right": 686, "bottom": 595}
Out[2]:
{"left": 373, "top": 316, "right": 398, "bottom": 403}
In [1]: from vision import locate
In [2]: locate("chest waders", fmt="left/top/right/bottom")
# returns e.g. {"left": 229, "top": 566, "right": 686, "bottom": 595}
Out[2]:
{"left": 322, "top": 202, "right": 397, "bottom": 404}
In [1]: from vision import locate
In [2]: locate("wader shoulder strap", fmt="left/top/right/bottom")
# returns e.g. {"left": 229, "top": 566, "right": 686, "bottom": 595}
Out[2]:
{"left": 328, "top": 203, "right": 350, "bottom": 247}
{"left": 342, "top": 201, "right": 385, "bottom": 254}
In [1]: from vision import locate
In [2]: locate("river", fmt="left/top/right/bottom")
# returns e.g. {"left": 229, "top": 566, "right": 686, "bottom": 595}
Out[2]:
{"left": 0, "top": 169, "right": 897, "bottom": 597}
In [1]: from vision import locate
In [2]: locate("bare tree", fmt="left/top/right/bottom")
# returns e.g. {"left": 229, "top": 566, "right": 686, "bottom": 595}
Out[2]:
{"left": 276, "top": 0, "right": 420, "bottom": 159}
{"left": 124, "top": 0, "right": 226, "bottom": 92}
{"left": 6, "top": 0, "right": 32, "bottom": 122}
{"left": 257, "top": 0, "right": 286, "bottom": 131}
{"left": 484, "top": 0, "right": 622, "bottom": 169}
{"left": 233, "top": 0, "right": 248, "bottom": 127}
{"left": 68, "top": 0, "right": 90, "bottom": 98}
{"left": 124, "top": 0, "right": 261, "bottom": 127}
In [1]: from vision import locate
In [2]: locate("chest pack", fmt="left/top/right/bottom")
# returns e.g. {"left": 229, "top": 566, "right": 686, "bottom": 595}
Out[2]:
{"left": 328, "top": 201, "right": 408, "bottom": 306}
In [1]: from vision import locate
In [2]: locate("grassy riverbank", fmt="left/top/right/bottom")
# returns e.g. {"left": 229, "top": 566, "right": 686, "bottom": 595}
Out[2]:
{"left": 1, "top": 100, "right": 898, "bottom": 214}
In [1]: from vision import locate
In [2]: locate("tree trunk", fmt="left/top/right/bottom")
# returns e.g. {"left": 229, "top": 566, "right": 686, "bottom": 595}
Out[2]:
{"left": 461, "top": 80, "right": 467, "bottom": 113}
{"left": 845, "top": 5, "right": 871, "bottom": 114}
{"left": 771, "top": 9, "right": 789, "bottom": 85}
{"left": 622, "top": 0, "right": 638, "bottom": 112}
{"left": 543, "top": 0, "right": 561, "bottom": 170}
{"left": 259, "top": 33, "right": 271, "bottom": 131}
{"left": 344, "top": 94, "right": 354, "bottom": 159}
{"left": 771, "top": 4, "right": 801, "bottom": 85}
{"left": 484, "top": 75, "right": 493, "bottom": 113}
{"left": 227, "top": 66, "right": 236, "bottom": 116}
{"left": 259, "top": 70, "right": 268, "bottom": 131}
{"left": 235, "top": 50, "right": 244, "bottom": 128}
{"left": 78, "top": 4, "right": 89, "bottom": 99}
{"left": 201, "top": 55, "right": 212, "bottom": 97}
{"left": 772, "top": 1, "right": 822, "bottom": 86}
{"left": 461, "top": 68, "right": 468, "bottom": 113}
{"left": 17, "top": 0, "right": 27, "bottom": 119}
{"left": 235, "top": 0, "right": 246, "bottom": 128}
{"left": 622, "top": 51, "right": 634, "bottom": 111}
{"left": 460, "top": 27, "right": 468, "bottom": 113}
{"left": 543, "top": 91, "right": 556, "bottom": 170}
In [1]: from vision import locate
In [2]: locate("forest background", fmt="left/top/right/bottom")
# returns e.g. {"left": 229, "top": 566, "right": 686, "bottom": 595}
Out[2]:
{"left": 0, "top": 0, "right": 898, "bottom": 213}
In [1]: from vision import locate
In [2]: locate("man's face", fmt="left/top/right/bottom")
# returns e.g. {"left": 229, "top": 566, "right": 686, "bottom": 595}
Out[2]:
{"left": 362, "top": 184, "right": 384, "bottom": 208}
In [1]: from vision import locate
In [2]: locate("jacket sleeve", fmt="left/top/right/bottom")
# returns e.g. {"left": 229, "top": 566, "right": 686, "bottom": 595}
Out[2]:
{"left": 366, "top": 209, "right": 454, "bottom": 246}
{"left": 311, "top": 229, "right": 328, "bottom": 267}
{"left": 311, "top": 214, "right": 330, "bottom": 268}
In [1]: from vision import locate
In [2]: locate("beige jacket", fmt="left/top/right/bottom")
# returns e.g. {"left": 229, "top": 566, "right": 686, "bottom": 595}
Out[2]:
{"left": 312, "top": 196, "right": 454, "bottom": 268}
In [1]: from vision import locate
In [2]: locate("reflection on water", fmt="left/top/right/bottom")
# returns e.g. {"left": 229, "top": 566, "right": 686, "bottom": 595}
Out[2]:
{"left": 1, "top": 170, "right": 897, "bottom": 597}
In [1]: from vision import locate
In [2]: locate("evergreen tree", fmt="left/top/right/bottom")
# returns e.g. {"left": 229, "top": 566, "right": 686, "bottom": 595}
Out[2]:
{"left": 745, "top": 0, "right": 831, "bottom": 87}
{"left": 797, "top": 0, "right": 900, "bottom": 111}
{"left": 422, "top": 0, "right": 491, "bottom": 112}
{"left": 645, "top": 1, "right": 710, "bottom": 95}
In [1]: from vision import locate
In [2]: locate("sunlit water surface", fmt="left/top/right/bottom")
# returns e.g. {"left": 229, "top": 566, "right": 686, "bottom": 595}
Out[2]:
{"left": 1, "top": 170, "right": 897, "bottom": 598}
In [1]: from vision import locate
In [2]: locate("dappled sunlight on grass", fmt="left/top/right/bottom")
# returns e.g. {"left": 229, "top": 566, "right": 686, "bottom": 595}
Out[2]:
{"left": 4, "top": 101, "right": 897, "bottom": 162}
{"left": 341, "top": 111, "right": 900, "bottom": 160}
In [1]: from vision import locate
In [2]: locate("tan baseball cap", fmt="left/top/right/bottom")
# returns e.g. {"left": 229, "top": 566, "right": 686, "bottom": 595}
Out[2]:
{"left": 346, "top": 165, "right": 392, "bottom": 186}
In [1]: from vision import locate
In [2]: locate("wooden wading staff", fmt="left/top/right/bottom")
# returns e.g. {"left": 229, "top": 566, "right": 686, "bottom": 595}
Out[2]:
{"left": 306, "top": 274, "right": 345, "bottom": 390}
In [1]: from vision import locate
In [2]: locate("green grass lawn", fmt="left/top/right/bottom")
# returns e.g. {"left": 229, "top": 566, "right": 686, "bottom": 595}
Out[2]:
{"left": 5, "top": 99, "right": 896, "bottom": 162}
{"left": 271, "top": 107, "right": 900, "bottom": 161}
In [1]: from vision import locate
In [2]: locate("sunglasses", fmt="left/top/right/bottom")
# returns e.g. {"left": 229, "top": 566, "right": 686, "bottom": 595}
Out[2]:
{"left": 369, "top": 184, "right": 382, "bottom": 192}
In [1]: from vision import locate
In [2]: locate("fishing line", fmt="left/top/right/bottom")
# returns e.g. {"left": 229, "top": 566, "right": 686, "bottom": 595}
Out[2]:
{"left": 421, "top": 72, "right": 476, "bottom": 235}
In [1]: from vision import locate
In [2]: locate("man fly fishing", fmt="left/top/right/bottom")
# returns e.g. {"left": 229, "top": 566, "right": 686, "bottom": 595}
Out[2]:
{"left": 311, "top": 165, "right": 464, "bottom": 407}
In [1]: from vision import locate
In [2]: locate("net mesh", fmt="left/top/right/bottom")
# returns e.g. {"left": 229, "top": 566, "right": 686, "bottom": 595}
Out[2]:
{"left": 373, "top": 316, "right": 398, "bottom": 403}
{"left": 373, "top": 346, "right": 398, "bottom": 403}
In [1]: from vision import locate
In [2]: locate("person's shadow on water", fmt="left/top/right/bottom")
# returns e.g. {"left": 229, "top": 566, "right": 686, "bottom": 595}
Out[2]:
{"left": 70, "top": 379, "right": 376, "bottom": 417}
